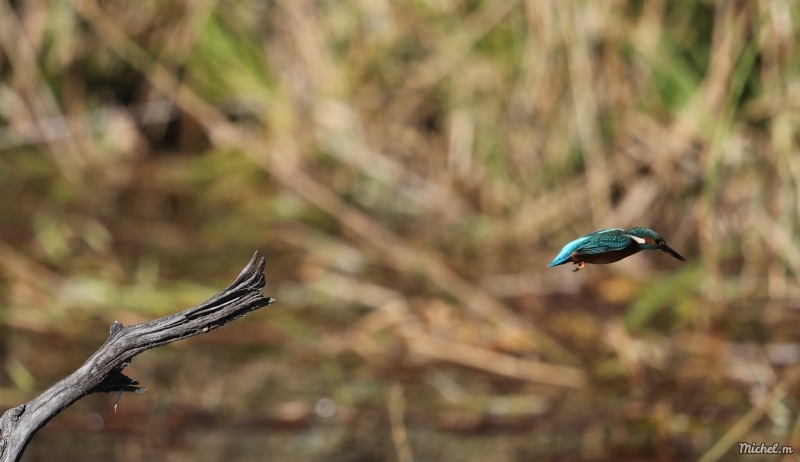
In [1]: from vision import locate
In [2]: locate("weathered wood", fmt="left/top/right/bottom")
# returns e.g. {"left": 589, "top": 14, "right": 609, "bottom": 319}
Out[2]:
{"left": 0, "top": 252, "right": 274, "bottom": 462}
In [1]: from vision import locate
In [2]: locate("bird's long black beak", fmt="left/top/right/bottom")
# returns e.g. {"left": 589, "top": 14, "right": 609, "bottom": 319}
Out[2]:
{"left": 661, "top": 245, "right": 686, "bottom": 262}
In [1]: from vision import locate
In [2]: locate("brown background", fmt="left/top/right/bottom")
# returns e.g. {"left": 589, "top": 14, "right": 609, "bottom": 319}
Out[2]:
{"left": 1, "top": 1, "right": 799, "bottom": 461}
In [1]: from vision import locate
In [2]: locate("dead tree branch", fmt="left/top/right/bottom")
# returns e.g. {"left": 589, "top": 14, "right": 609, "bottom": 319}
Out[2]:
{"left": 0, "top": 251, "right": 274, "bottom": 462}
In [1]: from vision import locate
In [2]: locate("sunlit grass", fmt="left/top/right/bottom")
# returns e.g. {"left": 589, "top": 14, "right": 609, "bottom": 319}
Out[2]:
{"left": 1, "top": 0, "right": 800, "bottom": 460}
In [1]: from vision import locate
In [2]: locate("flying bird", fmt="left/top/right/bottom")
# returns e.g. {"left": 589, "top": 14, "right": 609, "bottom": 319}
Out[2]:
{"left": 548, "top": 227, "right": 686, "bottom": 272}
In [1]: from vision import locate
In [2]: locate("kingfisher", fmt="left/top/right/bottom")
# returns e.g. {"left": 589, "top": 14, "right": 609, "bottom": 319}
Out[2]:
{"left": 548, "top": 227, "right": 686, "bottom": 272}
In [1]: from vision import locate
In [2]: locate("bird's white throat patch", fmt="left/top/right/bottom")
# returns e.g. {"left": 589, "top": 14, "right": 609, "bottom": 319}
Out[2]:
{"left": 624, "top": 234, "right": 646, "bottom": 244}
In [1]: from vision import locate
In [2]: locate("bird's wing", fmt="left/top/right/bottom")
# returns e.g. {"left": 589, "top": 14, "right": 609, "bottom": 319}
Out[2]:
{"left": 547, "top": 229, "right": 629, "bottom": 266}
{"left": 570, "top": 230, "right": 635, "bottom": 256}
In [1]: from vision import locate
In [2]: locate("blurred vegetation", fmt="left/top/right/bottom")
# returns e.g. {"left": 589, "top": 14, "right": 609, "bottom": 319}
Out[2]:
{"left": 1, "top": 0, "right": 800, "bottom": 460}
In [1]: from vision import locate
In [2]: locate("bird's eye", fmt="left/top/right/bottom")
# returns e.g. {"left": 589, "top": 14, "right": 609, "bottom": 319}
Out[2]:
{"left": 656, "top": 239, "right": 664, "bottom": 246}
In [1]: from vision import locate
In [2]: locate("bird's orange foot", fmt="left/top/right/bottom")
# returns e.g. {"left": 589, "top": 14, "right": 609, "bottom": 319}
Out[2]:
{"left": 572, "top": 261, "right": 585, "bottom": 272}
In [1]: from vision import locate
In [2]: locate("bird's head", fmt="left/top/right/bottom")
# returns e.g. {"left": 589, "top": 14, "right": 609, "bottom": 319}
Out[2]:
{"left": 626, "top": 227, "right": 686, "bottom": 261}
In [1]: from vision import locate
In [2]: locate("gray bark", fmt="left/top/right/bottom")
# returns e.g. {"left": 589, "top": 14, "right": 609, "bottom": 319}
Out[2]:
{"left": 0, "top": 251, "right": 274, "bottom": 462}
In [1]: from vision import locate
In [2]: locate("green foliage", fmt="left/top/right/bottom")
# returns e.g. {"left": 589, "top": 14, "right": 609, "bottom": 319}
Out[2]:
{"left": 625, "top": 264, "right": 703, "bottom": 330}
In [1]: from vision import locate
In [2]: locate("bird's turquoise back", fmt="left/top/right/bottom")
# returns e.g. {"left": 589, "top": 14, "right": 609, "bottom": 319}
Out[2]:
{"left": 547, "top": 228, "right": 630, "bottom": 266}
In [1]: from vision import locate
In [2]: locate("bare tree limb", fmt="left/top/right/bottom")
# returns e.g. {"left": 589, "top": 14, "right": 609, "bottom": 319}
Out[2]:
{"left": 0, "top": 251, "right": 275, "bottom": 462}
